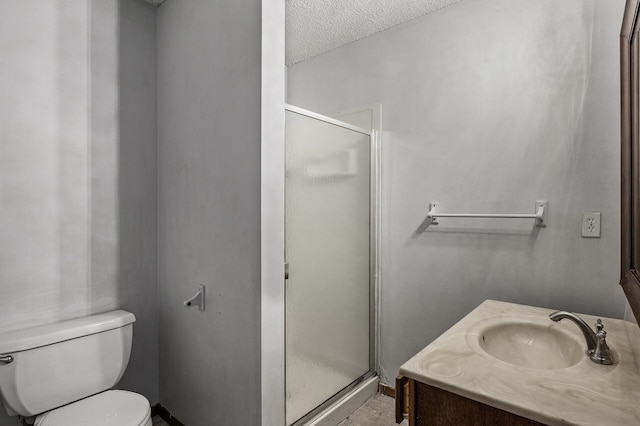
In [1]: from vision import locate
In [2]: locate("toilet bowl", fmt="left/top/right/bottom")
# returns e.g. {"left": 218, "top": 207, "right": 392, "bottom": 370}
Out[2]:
{"left": 35, "top": 390, "right": 152, "bottom": 426}
{"left": 0, "top": 311, "right": 151, "bottom": 426}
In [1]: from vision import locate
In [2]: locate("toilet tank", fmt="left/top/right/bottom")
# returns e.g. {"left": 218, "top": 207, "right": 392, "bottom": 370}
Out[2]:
{"left": 0, "top": 310, "right": 136, "bottom": 417}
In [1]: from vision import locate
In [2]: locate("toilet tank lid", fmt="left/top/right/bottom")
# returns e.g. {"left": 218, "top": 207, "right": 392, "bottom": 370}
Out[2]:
{"left": 0, "top": 310, "right": 136, "bottom": 354}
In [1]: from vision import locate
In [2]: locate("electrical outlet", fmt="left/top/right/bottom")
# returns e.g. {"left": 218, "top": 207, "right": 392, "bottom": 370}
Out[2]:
{"left": 581, "top": 213, "right": 601, "bottom": 238}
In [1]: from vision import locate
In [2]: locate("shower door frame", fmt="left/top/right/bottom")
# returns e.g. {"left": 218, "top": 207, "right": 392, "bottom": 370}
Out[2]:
{"left": 284, "top": 104, "right": 380, "bottom": 426}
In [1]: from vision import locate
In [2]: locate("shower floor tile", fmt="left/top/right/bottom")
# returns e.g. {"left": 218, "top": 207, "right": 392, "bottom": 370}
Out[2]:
{"left": 338, "top": 393, "right": 408, "bottom": 426}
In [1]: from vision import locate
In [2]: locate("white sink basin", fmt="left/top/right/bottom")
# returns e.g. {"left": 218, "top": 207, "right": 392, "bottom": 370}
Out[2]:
{"left": 468, "top": 318, "right": 584, "bottom": 370}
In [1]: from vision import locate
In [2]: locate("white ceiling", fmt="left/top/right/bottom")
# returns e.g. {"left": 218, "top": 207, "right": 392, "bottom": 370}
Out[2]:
{"left": 143, "top": 0, "right": 460, "bottom": 65}
{"left": 286, "top": 0, "right": 460, "bottom": 65}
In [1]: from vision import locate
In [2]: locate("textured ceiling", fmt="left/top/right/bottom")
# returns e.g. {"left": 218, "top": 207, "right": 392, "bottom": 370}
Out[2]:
{"left": 143, "top": 0, "right": 460, "bottom": 64}
{"left": 286, "top": 0, "right": 460, "bottom": 65}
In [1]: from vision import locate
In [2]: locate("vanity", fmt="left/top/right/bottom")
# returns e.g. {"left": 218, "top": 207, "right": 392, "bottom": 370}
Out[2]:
{"left": 396, "top": 300, "right": 640, "bottom": 425}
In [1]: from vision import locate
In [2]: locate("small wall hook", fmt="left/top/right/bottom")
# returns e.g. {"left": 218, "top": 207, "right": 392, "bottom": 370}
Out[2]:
{"left": 184, "top": 285, "right": 205, "bottom": 311}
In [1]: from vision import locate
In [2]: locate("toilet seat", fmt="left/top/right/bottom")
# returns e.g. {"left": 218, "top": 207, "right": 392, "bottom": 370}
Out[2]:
{"left": 35, "top": 390, "right": 151, "bottom": 426}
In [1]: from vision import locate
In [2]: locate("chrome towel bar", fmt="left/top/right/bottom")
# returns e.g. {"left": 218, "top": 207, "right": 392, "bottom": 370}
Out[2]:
{"left": 428, "top": 200, "right": 547, "bottom": 227}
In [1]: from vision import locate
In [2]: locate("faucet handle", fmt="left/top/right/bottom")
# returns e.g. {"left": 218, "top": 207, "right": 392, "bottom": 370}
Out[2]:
{"left": 591, "top": 318, "right": 613, "bottom": 365}
{"left": 596, "top": 319, "right": 607, "bottom": 342}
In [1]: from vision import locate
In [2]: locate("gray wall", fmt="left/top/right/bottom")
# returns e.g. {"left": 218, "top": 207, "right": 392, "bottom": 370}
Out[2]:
{"left": 287, "top": 0, "right": 627, "bottom": 385}
{"left": 116, "top": 0, "right": 160, "bottom": 405}
{"left": 0, "top": 1, "right": 158, "bottom": 424}
{"left": 156, "top": 0, "right": 262, "bottom": 424}
{"left": 1, "top": 0, "right": 94, "bottom": 335}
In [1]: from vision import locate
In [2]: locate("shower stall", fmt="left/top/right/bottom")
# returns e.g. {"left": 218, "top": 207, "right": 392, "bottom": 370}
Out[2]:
{"left": 284, "top": 105, "right": 378, "bottom": 425}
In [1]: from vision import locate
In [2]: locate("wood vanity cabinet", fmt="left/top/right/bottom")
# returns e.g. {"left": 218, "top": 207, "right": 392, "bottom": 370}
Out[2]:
{"left": 395, "top": 376, "right": 545, "bottom": 426}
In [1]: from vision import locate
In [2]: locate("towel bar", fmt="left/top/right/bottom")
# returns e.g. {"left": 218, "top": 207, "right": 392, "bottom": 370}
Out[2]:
{"left": 428, "top": 201, "right": 547, "bottom": 227}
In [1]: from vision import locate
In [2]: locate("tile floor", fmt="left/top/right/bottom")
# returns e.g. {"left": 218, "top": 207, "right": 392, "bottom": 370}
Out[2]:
{"left": 151, "top": 393, "right": 405, "bottom": 426}
{"left": 338, "top": 394, "right": 407, "bottom": 426}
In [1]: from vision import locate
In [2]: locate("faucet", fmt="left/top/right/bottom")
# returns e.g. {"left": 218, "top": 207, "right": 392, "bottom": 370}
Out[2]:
{"left": 549, "top": 311, "right": 613, "bottom": 365}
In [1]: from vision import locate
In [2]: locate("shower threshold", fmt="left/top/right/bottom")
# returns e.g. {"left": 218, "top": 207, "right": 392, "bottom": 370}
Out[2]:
{"left": 296, "top": 375, "right": 378, "bottom": 426}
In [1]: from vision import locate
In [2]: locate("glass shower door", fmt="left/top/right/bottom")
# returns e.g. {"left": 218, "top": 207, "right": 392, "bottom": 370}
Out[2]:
{"left": 285, "top": 106, "right": 372, "bottom": 425}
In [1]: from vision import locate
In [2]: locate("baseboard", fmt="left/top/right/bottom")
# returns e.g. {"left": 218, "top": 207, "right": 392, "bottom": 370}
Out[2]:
{"left": 152, "top": 404, "right": 187, "bottom": 426}
{"left": 379, "top": 382, "right": 395, "bottom": 398}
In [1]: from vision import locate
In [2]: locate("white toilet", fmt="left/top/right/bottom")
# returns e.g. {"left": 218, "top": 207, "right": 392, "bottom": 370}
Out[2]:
{"left": 0, "top": 310, "right": 152, "bottom": 426}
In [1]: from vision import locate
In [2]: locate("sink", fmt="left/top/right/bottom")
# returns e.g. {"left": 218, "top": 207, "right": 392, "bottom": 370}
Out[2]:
{"left": 400, "top": 300, "right": 637, "bottom": 426}
{"left": 468, "top": 318, "right": 584, "bottom": 370}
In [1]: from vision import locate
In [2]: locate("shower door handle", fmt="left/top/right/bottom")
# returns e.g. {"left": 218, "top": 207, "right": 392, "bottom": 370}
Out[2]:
{"left": 285, "top": 263, "right": 289, "bottom": 280}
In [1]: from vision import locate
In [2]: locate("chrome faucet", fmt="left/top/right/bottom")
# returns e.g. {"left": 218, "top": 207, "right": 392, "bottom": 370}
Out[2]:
{"left": 549, "top": 311, "right": 613, "bottom": 365}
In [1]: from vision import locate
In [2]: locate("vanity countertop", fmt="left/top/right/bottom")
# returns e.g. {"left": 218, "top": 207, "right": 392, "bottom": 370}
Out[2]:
{"left": 399, "top": 300, "right": 640, "bottom": 426}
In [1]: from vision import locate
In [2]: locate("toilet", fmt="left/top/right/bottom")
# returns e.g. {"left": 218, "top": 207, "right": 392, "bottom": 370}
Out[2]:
{"left": 0, "top": 310, "right": 152, "bottom": 426}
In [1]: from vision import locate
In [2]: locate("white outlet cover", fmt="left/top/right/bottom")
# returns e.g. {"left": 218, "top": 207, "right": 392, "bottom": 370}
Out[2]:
{"left": 581, "top": 212, "right": 601, "bottom": 238}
